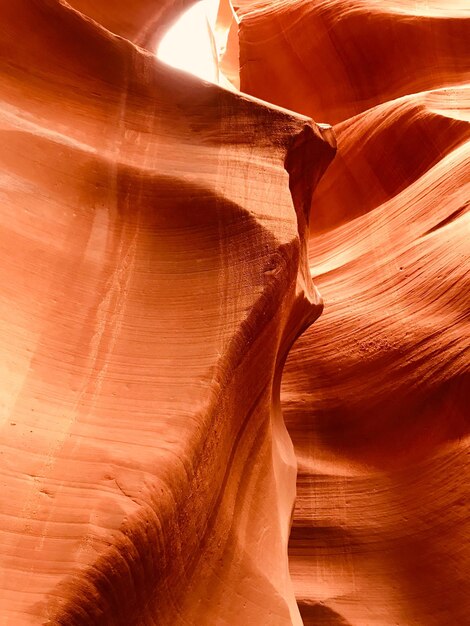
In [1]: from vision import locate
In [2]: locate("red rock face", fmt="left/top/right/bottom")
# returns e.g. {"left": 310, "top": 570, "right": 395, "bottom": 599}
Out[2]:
{"left": 236, "top": 1, "right": 470, "bottom": 624}
{"left": 1, "top": 1, "right": 468, "bottom": 625}
{"left": 0, "top": 2, "right": 334, "bottom": 624}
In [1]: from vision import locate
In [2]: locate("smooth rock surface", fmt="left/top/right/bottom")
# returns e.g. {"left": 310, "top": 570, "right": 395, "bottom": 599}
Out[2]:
{"left": 235, "top": 1, "right": 470, "bottom": 624}
{"left": 0, "top": 1, "right": 334, "bottom": 624}
{"left": 1, "top": 0, "right": 469, "bottom": 624}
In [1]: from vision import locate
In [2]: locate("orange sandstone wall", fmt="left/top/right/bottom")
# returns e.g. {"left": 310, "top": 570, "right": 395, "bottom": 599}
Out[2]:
{"left": 236, "top": 1, "right": 470, "bottom": 624}
{"left": 0, "top": 1, "right": 334, "bottom": 624}
{"left": 1, "top": 0, "right": 469, "bottom": 624}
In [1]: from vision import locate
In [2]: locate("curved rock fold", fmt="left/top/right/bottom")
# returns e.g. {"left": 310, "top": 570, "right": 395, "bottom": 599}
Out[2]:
{"left": 0, "top": 1, "right": 334, "bottom": 624}
{"left": 1, "top": 0, "right": 469, "bottom": 625}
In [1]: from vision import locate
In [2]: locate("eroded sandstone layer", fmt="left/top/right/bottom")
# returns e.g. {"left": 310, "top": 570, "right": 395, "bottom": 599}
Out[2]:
{"left": 235, "top": 0, "right": 470, "bottom": 624}
{"left": 0, "top": 1, "right": 335, "bottom": 624}
{"left": 1, "top": 0, "right": 469, "bottom": 625}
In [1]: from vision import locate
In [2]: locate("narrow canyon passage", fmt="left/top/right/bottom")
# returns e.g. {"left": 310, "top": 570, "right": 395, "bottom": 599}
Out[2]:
{"left": 0, "top": 1, "right": 468, "bottom": 625}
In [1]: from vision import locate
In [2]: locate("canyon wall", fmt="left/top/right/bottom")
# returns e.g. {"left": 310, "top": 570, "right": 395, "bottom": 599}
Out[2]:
{"left": 234, "top": 1, "right": 470, "bottom": 623}
{"left": 0, "top": 1, "right": 334, "bottom": 623}
{"left": 1, "top": 1, "right": 469, "bottom": 624}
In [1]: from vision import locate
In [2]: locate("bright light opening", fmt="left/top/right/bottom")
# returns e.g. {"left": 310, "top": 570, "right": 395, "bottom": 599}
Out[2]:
{"left": 157, "top": 0, "right": 221, "bottom": 84}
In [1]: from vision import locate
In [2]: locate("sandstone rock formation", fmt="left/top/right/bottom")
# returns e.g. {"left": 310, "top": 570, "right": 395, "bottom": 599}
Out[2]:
{"left": 1, "top": 1, "right": 469, "bottom": 625}
{"left": 233, "top": 0, "right": 470, "bottom": 623}
{"left": 0, "top": 2, "right": 334, "bottom": 624}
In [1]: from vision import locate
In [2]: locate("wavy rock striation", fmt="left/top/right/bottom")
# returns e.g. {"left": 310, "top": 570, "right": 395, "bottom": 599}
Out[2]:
{"left": 235, "top": 0, "right": 470, "bottom": 624}
{"left": 0, "top": 1, "right": 335, "bottom": 624}
{"left": 1, "top": 0, "right": 469, "bottom": 624}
